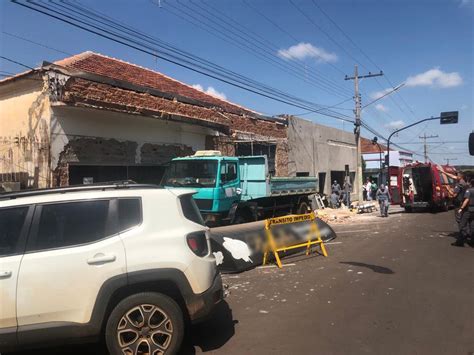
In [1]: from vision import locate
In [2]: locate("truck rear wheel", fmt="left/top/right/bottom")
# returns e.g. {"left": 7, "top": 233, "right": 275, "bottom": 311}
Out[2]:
{"left": 233, "top": 208, "right": 254, "bottom": 224}
{"left": 297, "top": 201, "right": 310, "bottom": 214}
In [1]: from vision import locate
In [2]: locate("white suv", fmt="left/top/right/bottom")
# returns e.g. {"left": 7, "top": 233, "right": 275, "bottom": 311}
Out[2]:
{"left": 0, "top": 183, "right": 223, "bottom": 354}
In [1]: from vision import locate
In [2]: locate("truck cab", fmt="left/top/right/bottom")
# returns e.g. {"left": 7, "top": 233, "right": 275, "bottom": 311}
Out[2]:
{"left": 162, "top": 151, "right": 242, "bottom": 225}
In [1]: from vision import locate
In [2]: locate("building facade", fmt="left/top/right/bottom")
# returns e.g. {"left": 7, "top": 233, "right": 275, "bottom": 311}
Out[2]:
{"left": 286, "top": 116, "right": 358, "bottom": 195}
{"left": 0, "top": 52, "right": 287, "bottom": 190}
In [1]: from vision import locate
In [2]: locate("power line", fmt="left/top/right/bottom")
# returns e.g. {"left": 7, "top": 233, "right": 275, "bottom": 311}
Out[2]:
{"left": 200, "top": 0, "right": 354, "bottom": 97}
{"left": 161, "top": 0, "right": 353, "bottom": 99}
{"left": 309, "top": 0, "right": 419, "bottom": 122}
{"left": 288, "top": 0, "right": 359, "bottom": 77}
{"left": 288, "top": 97, "right": 354, "bottom": 116}
{"left": 51, "top": 0, "right": 355, "bottom": 116}
{"left": 11, "top": 0, "right": 355, "bottom": 124}
{"left": 2, "top": 31, "right": 72, "bottom": 55}
{"left": 0, "top": 55, "right": 35, "bottom": 70}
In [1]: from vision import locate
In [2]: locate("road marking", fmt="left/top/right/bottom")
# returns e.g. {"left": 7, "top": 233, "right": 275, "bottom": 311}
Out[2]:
{"left": 325, "top": 241, "right": 342, "bottom": 245}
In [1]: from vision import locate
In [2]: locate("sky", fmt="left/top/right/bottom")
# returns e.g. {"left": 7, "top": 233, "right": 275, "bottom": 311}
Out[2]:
{"left": 1, "top": 0, "right": 473, "bottom": 165}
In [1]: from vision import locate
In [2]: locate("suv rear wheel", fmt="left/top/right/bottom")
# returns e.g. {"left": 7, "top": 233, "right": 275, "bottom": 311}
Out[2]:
{"left": 105, "top": 292, "right": 184, "bottom": 355}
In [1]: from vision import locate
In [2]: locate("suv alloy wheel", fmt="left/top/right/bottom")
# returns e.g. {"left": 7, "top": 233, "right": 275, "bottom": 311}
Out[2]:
{"left": 106, "top": 292, "right": 184, "bottom": 355}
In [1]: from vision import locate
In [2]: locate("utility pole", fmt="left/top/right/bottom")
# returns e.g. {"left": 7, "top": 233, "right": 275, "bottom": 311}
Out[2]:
{"left": 444, "top": 158, "right": 457, "bottom": 165}
{"left": 418, "top": 133, "right": 438, "bottom": 162}
{"left": 345, "top": 65, "right": 383, "bottom": 203}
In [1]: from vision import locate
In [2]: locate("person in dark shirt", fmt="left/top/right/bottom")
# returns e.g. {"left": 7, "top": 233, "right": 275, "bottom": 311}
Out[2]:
{"left": 331, "top": 180, "right": 341, "bottom": 195}
{"left": 452, "top": 179, "right": 474, "bottom": 247}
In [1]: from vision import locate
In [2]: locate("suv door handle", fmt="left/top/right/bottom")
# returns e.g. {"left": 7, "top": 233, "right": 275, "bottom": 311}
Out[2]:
{"left": 0, "top": 271, "right": 12, "bottom": 279}
{"left": 87, "top": 254, "right": 116, "bottom": 265}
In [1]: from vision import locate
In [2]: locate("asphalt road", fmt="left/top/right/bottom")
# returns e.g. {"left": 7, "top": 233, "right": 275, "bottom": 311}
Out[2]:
{"left": 13, "top": 209, "right": 474, "bottom": 355}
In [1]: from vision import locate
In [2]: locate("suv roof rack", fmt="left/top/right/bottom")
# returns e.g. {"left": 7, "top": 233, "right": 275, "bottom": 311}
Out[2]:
{"left": 0, "top": 180, "right": 160, "bottom": 201}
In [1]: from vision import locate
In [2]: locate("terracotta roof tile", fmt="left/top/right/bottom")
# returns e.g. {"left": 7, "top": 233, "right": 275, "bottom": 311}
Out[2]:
{"left": 55, "top": 51, "right": 254, "bottom": 116}
{"left": 361, "top": 137, "right": 389, "bottom": 153}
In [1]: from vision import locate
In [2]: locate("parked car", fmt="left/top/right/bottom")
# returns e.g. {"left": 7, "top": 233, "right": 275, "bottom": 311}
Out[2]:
{"left": 400, "top": 162, "right": 458, "bottom": 212}
{"left": 0, "top": 182, "right": 223, "bottom": 354}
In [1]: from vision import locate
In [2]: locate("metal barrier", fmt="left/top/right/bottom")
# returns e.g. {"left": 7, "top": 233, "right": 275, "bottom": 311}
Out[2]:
{"left": 262, "top": 212, "right": 328, "bottom": 268}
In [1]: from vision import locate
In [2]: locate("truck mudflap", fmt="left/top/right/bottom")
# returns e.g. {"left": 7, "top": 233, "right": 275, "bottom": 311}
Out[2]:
{"left": 208, "top": 218, "right": 336, "bottom": 273}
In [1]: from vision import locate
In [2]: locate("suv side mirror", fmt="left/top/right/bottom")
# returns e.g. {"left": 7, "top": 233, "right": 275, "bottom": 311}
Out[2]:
{"left": 470, "top": 132, "right": 474, "bottom": 156}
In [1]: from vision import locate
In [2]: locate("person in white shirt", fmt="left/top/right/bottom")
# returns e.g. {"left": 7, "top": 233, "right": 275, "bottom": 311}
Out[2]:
{"left": 365, "top": 180, "right": 373, "bottom": 201}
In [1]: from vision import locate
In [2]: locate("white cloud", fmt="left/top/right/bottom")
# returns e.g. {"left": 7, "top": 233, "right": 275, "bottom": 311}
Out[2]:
{"left": 460, "top": 104, "right": 468, "bottom": 110}
{"left": 192, "top": 84, "right": 227, "bottom": 100}
{"left": 385, "top": 120, "right": 405, "bottom": 130}
{"left": 460, "top": 0, "right": 473, "bottom": 7}
{"left": 277, "top": 42, "right": 338, "bottom": 63}
{"left": 405, "top": 68, "right": 463, "bottom": 88}
{"left": 370, "top": 88, "right": 392, "bottom": 100}
{"left": 375, "top": 103, "right": 388, "bottom": 112}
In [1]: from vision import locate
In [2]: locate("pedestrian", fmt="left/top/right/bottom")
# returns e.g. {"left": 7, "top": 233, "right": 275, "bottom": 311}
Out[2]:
{"left": 331, "top": 180, "right": 341, "bottom": 195}
{"left": 343, "top": 179, "right": 352, "bottom": 208}
{"left": 370, "top": 180, "right": 378, "bottom": 200}
{"left": 452, "top": 178, "right": 474, "bottom": 247}
{"left": 330, "top": 191, "right": 339, "bottom": 209}
{"left": 376, "top": 184, "right": 391, "bottom": 217}
{"left": 365, "top": 179, "right": 373, "bottom": 201}
{"left": 453, "top": 172, "right": 468, "bottom": 207}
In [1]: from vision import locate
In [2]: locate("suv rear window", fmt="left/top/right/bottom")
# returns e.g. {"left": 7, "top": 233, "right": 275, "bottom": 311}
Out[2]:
{"left": 118, "top": 198, "right": 142, "bottom": 231}
{"left": 33, "top": 200, "right": 110, "bottom": 251}
{"left": 0, "top": 207, "right": 28, "bottom": 256}
{"left": 180, "top": 195, "right": 204, "bottom": 225}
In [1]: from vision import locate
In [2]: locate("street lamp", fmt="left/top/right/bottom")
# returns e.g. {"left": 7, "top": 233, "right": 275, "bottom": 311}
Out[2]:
{"left": 385, "top": 111, "right": 458, "bottom": 175}
{"left": 371, "top": 136, "right": 383, "bottom": 183}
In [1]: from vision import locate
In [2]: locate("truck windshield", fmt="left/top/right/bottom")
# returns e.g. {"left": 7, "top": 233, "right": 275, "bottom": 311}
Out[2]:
{"left": 163, "top": 160, "right": 217, "bottom": 187}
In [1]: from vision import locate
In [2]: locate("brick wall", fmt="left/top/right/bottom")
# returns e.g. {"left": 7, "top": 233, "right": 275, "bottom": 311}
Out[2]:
{"left": 62, "top": 77, "right": 290, "bottom": 175}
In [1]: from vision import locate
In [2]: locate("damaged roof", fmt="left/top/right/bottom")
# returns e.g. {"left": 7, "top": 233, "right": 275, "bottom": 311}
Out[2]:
{"left": 54, "top": 51, "right": 256, "bottom": 117}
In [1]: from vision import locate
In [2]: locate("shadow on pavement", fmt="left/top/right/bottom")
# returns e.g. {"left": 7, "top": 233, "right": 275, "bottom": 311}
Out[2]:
{"left": 340, "top": 261, "right": 395, "bottom": 274}
{"left": 179, "top": 301, "right": 237, "bottom": 354}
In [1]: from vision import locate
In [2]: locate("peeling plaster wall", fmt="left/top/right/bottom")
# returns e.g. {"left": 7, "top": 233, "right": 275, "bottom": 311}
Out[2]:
{"left": 50, "top": 106, "right": 214, "bottom": 186}
{"left": 0, "top": 77, "right": 51, "bottom": 189}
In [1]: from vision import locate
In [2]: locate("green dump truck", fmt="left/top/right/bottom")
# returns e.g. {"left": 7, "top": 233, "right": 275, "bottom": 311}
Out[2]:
{"left": 162, "top": 150, "right": 318, "bottom": 226}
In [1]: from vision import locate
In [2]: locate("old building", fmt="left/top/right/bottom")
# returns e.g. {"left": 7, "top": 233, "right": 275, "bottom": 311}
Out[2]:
{"left": 0, "top": 52, "right": 287, "bottom": 189}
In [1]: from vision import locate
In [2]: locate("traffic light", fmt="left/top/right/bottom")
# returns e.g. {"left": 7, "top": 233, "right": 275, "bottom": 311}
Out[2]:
{"left": 384, "top": 154, "right": 389, "bottom": 166}
{"left": 440, "top": 111, "right": 458, "bottom": 124}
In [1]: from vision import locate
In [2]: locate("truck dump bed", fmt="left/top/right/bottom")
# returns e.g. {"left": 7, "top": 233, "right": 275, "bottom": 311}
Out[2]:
{"left": 238, "top": 156, "right": 317, "bottom": 200}
{"left": 270, "top": 176, "right": 318, "bottom": 196}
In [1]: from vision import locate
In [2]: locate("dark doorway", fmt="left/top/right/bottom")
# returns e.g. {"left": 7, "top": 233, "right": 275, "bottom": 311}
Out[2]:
{"left": 68, "top": 165, "right": 165, "bottom": 185}
{"left": 330, "top": 171, "right": 345, "bottom": 186}
{"left": 318, "top": 172, "right": 326, "bottom": 194}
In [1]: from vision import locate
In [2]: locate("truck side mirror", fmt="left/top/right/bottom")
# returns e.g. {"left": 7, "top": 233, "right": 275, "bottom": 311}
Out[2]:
{"left": 470, "top": 132, "right": 474, "bottom": 156}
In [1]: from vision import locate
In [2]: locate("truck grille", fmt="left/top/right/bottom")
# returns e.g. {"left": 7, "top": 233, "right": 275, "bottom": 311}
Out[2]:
{"left": 194, "top": 199, "right": 213, "bottom": 210}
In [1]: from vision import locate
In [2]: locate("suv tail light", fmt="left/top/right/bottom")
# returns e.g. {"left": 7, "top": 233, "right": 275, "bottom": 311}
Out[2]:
{"left": 186, "top": 231, "right": 209, "bottom": 257}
